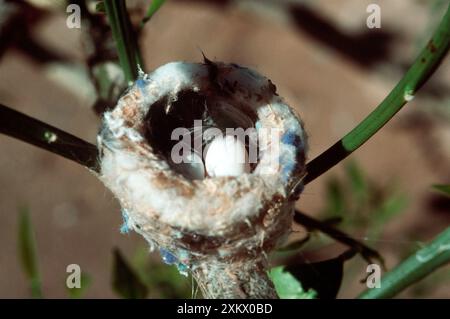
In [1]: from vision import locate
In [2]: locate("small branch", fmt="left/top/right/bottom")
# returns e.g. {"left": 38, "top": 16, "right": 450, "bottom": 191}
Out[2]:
{"left": 0, "top": 104, "right": 99, "bottom": 173}
{"left": 294, "top": 210, "right": 385, "bottom": 268}
{"left": 104, "top": 0, "right": 142, "bottom": 84}
{"left": 358, "top": 226, "right": 450, "bottom": 299}
{"left": 303, "top": 5, "right": 450, "bottom": 185}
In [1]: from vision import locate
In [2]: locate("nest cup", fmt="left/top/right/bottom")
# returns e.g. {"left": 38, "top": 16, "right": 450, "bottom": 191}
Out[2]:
{"left": 98, "top": 60, "right": 307, "bottom": 298}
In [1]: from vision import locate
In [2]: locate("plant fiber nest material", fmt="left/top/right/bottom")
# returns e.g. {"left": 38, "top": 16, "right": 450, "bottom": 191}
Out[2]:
{"left": 97, "top": 60, "right": 307, "bottom": 298}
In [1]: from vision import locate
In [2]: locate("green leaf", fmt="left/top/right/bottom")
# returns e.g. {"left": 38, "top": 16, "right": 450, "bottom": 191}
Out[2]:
{"left": 95, "top": 1, "right": 105, "bottom": 13}
{"left": 141, "top": 0, "right": 166, "bottom": 27}
{"left": 432, "top": 184, "right": 450, "bottom": 197}
{"left": 112, "top": 248, "right": 148, "bottom": 299}
{"left": 323, "top": 177, "right": 346, "bottom": 217}
{"left": 369, "top": 192, "right": 408, "bottom": 239}
{"left": 268, "top": 266, "right": 317, "bottom": 299}
{"left": 345, "top": 160, "right": 368, "bottom": 205}
{"left": 17, "top": 207, "right": 42, "bottom": 298}
{"left": 67, "top": 273, "right": 92, "bottom": 299}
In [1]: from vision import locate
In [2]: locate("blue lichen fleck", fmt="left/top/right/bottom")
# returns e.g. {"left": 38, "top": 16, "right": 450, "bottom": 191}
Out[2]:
{"left": 135, "top": 78, "right": 147, "bottom": 90}
{"left": 176, "top": 263, "right": 189, "bottom": 277}
{"left": 281, "top": 131, "right": 302, "bottom": 147}
{"left": 159, "top": 248, "right": 178, "bottom": 265}
{"left": 120, "top": 209, "right": 130, "bottom": 234}
{"left": 159, "top": 248, "right": 189, "bottom": 276}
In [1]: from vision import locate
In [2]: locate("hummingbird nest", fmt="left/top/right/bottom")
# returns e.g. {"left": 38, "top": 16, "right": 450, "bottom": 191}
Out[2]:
{"left": 97, "top": 60, "right": 308, "bottom": 298}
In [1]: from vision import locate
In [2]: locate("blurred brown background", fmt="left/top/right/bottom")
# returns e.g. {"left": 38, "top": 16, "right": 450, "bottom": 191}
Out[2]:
{"left": 0, "top": 0, "right": 449, "bottom": 298}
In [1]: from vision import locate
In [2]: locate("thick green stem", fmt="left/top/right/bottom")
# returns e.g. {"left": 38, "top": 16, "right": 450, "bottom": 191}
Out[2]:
{"left": 104, "top": 0, "right": 142, "bottom": 84}
{"left": 358, "top": 226, "right": 450, "bottom": 299}
{"left": 304, "top": 5, "right": 450, "bottom": 185}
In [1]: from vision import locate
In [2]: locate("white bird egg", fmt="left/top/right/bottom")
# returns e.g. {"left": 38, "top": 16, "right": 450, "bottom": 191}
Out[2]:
{"left": 204, "top": 135, "right": 250, "bottom": 177}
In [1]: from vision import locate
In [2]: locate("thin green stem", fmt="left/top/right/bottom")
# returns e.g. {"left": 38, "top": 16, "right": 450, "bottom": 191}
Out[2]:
{"left": 304, "top": 5, "right": 450, "bottom": 185}
{"left": 18, "top": 208, "right": 42, "bottom": 298}
{"left": 140, "top": 0, "right": 166, "bottom": 29}
{"left": 358, "top": 226, "right": 450, "bottom": 299}
{"left": 104, "top": 0, "right": 143, "bottom": 84}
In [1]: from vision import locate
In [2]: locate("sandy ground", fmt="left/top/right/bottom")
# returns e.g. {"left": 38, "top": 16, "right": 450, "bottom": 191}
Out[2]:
{"left": 0, "top": 0, "right": 449, "bottom": 298}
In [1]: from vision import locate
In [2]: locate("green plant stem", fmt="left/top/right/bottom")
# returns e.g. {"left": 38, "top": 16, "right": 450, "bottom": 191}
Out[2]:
{"left": 104, "top": 0, "right": 142, "bottom": 84}
{"left": 303, "top": 5, "right": 450, "bottom": 185}
{"left": 358, "top": 226, "right": 450, "bottom": 299}
{"left": 140, "top": 0, "right": 166, "bottom": 29}
{"left": 18, "top": 208, "right": 42, "bottom": 298}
